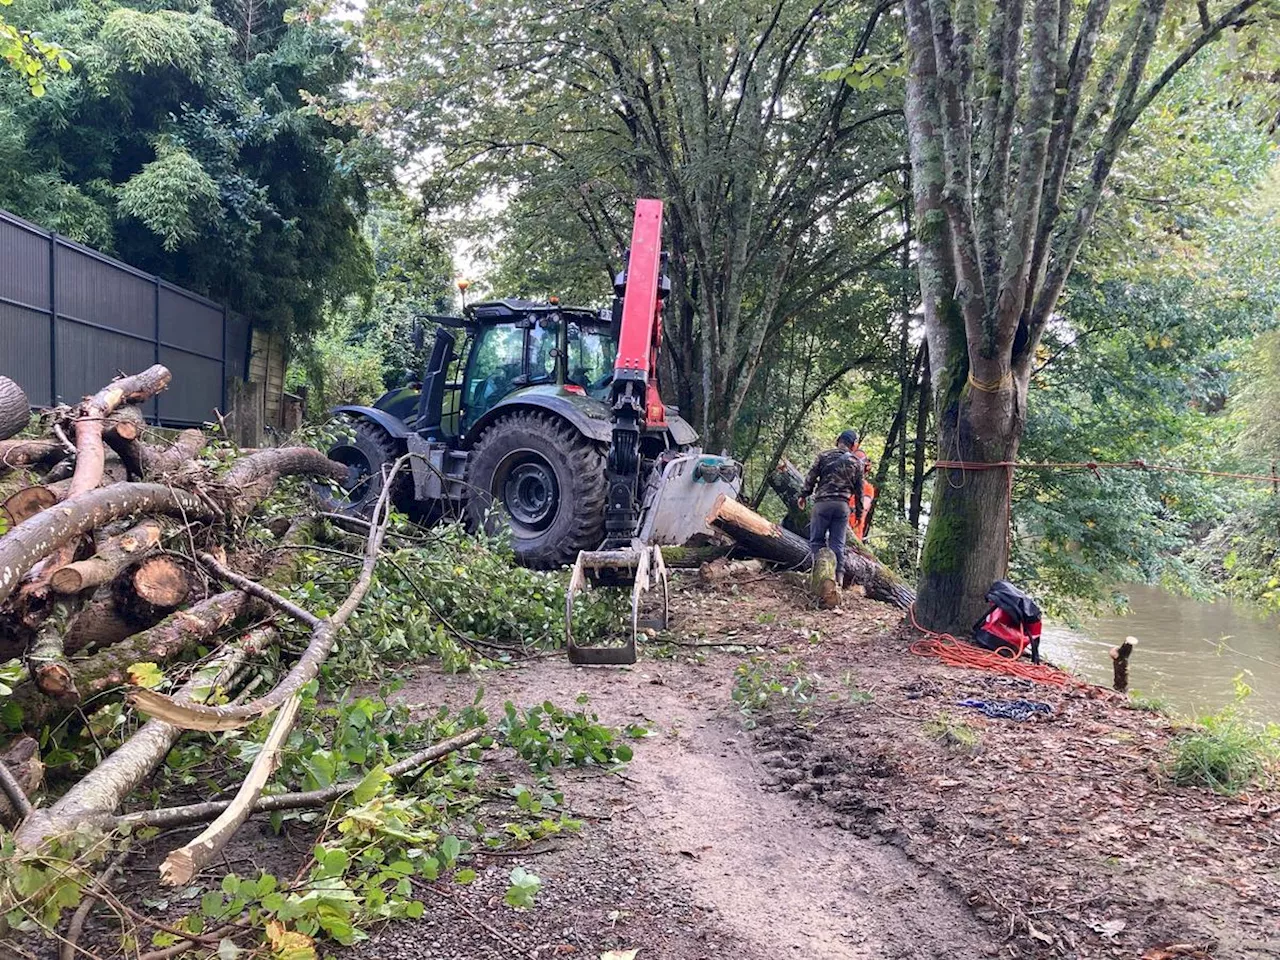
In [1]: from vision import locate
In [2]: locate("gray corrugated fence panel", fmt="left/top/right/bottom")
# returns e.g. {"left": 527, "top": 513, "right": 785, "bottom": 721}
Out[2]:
{"left": 55, "top": 318, "right": 153, "bottom": 404}
{"left": 225, "top": 313, "right": 251, "bottom": 381}
{"left": 0, "top": 300, "right": 52, "bottom": 404}
{"left": 0, "top": 212, "right": 50, "bottom": 308}
{"left": 55, "top": 241, "right": 154, "bottom": 339}
{"left": 1, "top": 207, "right": 246, "bottom": 417}
{"left": 159, "top": 283, "right": 223, "bottom": 357}
{"left": 158, "top": 347, "right": 221, "bottom": 425}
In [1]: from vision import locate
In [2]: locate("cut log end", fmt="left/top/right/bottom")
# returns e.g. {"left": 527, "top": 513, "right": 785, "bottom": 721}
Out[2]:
{"left": 133, "top": 556, "right": 191, "bottom": 609}
{"left": 159, "top": 849, "right": 197, "bottom": 887}
{"left": 2, "top": 486, "right": 58, "bottom": 527}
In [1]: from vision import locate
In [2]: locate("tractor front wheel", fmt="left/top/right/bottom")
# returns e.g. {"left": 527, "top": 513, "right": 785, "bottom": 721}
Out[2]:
{"left": 466, "top": 412, "right": 606, "bottom": 568}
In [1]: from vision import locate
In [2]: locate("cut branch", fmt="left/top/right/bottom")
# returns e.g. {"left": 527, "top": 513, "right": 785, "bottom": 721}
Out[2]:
{"left": 14, "top": 643, "right": 252, "bottom": 850}
{"left": 51, "top": 520, "right": 163, "bottom": 595}
{"left": 0, "top": 483, "right": 212, "bottom": 606}
{"left": 220, "top": 447, "right": 348, "bottom": 516}
{"left": 159, "top": 693, "right": 302, "bottom": 885}
{"left": 129, "top": 458, "right": 404, "bottom": 731}
{"left": 197, "top": 552, "right": 320, "bottom": 627}
{"left": 0, "top": 440, "right": 65, "bottom": 473}
{"left": 29, "top": 366, "right": 173, "bottom": 592}
{"left": 116, "top": 728, "right": 486, "bottom": 830}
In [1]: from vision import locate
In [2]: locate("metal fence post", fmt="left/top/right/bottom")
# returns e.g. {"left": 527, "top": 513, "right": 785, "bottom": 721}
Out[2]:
{"left": 48, "top": 232, "right": 57, "bottom": 406}
{"left": 153, "top": 277, "right": 161, "bottom": 422}
{"left": 221, "top": 303, "right": 229, "bottom": 417}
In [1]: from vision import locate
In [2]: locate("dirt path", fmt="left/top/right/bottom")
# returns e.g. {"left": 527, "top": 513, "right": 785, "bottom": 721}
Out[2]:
{"left": 390, "top": 653, "right": 998, "bottom": 959}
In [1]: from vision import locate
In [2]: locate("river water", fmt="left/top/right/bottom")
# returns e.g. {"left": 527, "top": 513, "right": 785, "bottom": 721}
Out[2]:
{"left": 1043, "top": 584, "right": 1280, "bottom": 721}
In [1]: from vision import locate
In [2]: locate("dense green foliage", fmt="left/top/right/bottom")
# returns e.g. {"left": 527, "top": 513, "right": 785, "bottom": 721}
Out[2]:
{"left": 0, "top": 0, "right": 375, "bottom": 339}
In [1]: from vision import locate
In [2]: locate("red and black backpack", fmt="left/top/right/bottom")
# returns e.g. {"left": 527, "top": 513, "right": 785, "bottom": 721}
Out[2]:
{"left": 972, "top": 580, "right": 1043, "bottom": 664}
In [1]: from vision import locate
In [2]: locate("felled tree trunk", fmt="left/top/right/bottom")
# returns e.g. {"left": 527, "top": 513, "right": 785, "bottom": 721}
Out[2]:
{"left": 14, "top": 643, "right": 252, "bottom": 850}
{"left": 0, "top": 483, "right": 212, "bottom": 607}
{"left": 0, "top": 440, "right": 65, "bottom": 474}
{"left": 143, "top": 429, "right": 207, "bottom": 478}
{"left": 0, "top": 376, "right": 30, "bottom": 443}
{"left": 27, "top": 366, "right": 174, "bottom": 594}
{"left": 26, "top": 598, "right": 83, "bottom": 698}
{"left": 221, "top": 447, "right": 347, "bottom": 516}
{"left": 706, "top": 496, "right": 915, "bottom": 609}
{"left": 4, "top": 591, "right": 251, "bottom": 729}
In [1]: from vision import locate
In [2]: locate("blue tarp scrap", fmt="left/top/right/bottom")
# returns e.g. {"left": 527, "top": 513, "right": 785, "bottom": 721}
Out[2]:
{"left": 956, "top": 698, "right": 1053, "bottom": 721}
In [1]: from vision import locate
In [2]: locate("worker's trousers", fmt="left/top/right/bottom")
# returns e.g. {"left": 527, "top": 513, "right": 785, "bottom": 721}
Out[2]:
{"left": 809, "top": 499, "right": 851, "bottom": 581}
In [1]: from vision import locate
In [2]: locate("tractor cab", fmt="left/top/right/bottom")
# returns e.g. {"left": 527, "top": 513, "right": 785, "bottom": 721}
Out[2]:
{"left": 403, "top": 300, "right": 618, "bottom": 442}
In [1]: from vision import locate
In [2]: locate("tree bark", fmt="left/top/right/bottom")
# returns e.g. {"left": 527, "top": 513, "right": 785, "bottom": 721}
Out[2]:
{"left": 4, "top": 591, "right": 251, "bottom": 730}
{"left": 0, "top": 375, "right": 30, "bottom": 443}
{"left": 221, "top": 447, "right": 347, "bottom": 516}
{"left": 104, "top": 405, "right": 147, "bottom": 481}
{"left": 143, "top": 429, "right": 207, "bottom": 478}
{"left": 0, "top": 440, "right": 65, "bottom": 474}
{"left": 27, "top": 598, "right": 83, "bottom": 698}
{"left": 122, "top": 556, "right": 192, "bottom": 617}
{"left": 811, "top": 547, "right": 840, "bottom": 609}
{"left": 30, "top": 366, "right": 174, "bottom": 592}
{"left": 0, "top": 736, "right": 40, "bottom": 827}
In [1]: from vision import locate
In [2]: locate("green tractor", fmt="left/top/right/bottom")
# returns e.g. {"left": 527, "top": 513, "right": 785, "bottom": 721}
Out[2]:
{"left": 322, "top": 298, "right": 705, "bottom": 568}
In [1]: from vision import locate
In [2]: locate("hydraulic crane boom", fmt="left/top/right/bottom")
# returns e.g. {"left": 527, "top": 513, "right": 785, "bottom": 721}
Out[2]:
{"left": 605, "top": 198, "right": 670, "bottom": 538}
{"left": 566, "top": 198, "right": 742, "bottom": 666}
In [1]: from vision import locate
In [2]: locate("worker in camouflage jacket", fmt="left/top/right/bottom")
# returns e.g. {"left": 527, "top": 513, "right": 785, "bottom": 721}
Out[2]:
{"left": 799, "top": 429, "right": 865, "bottom": 584}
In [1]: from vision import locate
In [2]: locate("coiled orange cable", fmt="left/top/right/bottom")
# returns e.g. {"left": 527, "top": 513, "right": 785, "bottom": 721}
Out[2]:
{"left": 907, "top": 604, "right": 1078, "bottom": 688}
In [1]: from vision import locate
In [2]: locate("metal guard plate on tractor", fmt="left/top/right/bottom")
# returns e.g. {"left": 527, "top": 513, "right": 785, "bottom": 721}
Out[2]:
{"left": 564, "top": 451, "right": 741, "bottom": 665}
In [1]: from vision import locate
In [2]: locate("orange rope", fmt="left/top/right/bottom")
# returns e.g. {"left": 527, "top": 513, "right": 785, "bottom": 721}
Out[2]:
{"left": 934, "top": 458, "right": 1280, "bottom": 485}
{"left": 907, "top": 604, "right": 1078, "bottom": 688}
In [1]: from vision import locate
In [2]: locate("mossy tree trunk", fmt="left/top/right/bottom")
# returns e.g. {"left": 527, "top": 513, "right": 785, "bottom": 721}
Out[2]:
{"left": 900, "top": 0, "right": 1257, "bottom": 633}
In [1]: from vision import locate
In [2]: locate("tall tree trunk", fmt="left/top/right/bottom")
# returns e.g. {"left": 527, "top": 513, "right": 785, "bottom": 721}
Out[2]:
{"left": 914, "top": 353, "right": 1023, "bottom": 633}
{"left": 908, "top": 347, "right": 931, "bottom": 536}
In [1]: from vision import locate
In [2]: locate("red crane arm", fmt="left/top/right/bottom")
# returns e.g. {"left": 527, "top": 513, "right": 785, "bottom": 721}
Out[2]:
{"left": 613, "top": 198, "right": 667, "bottom": 427}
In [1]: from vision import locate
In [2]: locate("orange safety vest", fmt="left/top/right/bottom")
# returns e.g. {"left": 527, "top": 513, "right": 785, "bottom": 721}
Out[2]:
{"left": 846, "top": 448, "right": 876, "bottom": 542}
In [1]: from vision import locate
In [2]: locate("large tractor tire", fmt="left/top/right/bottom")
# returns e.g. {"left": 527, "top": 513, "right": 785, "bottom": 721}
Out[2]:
{"left": 318, "top": 419, "right": 409, "bottom": 518}
{"left": 466, "top": 411, "right": 606, "bottom": 568}
{"left": 0, "top": 376, "right": 31, "bottom": 442}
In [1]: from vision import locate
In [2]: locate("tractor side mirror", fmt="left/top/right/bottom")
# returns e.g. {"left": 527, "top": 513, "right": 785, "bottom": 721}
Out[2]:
{"left": 610, "top": 297, "right": 623, "bottom": 342}
{"left": 412, "top": 320, "right": 425, "bottom": 353}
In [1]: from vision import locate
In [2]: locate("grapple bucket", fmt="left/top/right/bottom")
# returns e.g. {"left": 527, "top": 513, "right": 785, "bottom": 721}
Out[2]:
{"left": 566, "top": 542, "right": 668, "bottom": 664}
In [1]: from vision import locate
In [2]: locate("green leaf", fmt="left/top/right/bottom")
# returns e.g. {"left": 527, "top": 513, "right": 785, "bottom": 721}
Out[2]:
{"left": 351, "top": 763, "right": 389, "bottom": 804}
{"left": 439, "top": 835, "right": 461, "bottom": 866}
{"left": 127, "top": 662, "right": 165, "bottom": 689}
{"left": 454, "top": 868, "right": 477, "bottom": 884}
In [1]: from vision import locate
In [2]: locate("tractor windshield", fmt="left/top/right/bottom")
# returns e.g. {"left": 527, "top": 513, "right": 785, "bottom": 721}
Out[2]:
{"left": 568, "top": 322, "right": 617, "bottom": 399}
{"left": 463, "top": 321, "right": 524, "bottom": 429}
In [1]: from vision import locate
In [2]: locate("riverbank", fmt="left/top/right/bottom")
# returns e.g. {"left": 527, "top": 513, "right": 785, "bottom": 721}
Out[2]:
{"left": 381, "top": 572, "right": 1279, "bottom": 959}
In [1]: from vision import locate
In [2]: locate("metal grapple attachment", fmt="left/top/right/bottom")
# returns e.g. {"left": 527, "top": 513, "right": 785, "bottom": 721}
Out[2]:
{"left": 565, "top": 541, "right": 668, "bottom": 665}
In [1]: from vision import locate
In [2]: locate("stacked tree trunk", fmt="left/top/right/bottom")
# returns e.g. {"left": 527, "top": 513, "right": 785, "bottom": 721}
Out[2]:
{"left": 0, "top": 365, "right": 362, "bottom": 861}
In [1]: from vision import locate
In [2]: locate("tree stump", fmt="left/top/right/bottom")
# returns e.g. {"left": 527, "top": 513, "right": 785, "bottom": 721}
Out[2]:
{"left": 1111, "top": 636, "right": 1137, "bottom": 693}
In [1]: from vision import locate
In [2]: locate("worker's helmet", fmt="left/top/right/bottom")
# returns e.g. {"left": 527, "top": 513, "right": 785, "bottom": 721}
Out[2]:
{"left": 837, "top": 429, "right": 859, "bottom": 449}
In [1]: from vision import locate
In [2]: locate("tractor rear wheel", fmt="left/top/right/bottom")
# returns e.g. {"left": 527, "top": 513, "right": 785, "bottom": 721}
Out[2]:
{"left": 318, "top": 419, "right": 408, "bottom": 518}
{"left": 466, "top": 411, "right": 606, "bottom": 568}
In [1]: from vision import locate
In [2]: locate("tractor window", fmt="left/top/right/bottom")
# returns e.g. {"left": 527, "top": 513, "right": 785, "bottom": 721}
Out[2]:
{"left": 463, "top": 322, "right": 524, "bottom": 429}
{"left": 568, "top": 324, "right": 618, "bottom": 399}
{"left": 527, "top": 317, "right": 559, "bottom": 383}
